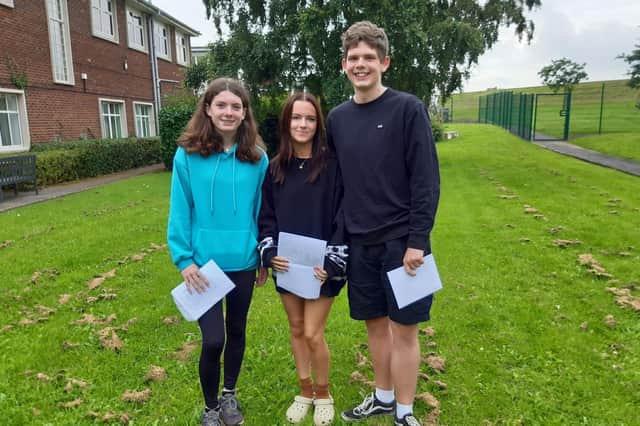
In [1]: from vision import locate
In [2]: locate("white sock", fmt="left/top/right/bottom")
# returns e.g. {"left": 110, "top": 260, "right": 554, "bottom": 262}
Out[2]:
{"left": 396, "top": 402, "right": 413, "bottom": 418}
{"left": 375, "top": 387, "right": 395, "bottom": 404}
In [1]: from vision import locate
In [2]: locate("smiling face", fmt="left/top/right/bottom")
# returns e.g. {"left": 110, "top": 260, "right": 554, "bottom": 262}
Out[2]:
{"left": 206, "top": 90, "right": 246, "bottom": 141}
{"left": 289, "top": 100, "right": 317, "bottom": 147}
{"left": 342, "top": 41, "right": 390, "bottom": 97}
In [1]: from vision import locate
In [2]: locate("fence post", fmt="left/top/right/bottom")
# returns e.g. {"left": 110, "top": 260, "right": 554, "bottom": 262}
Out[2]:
{"left": 563, "top": 91, "right": 572, "bottom": 141}
{"left": 450, "top": 97, "right": 454, "bottom": 122}
{"left": 598, "top": 82, "right": 605, "bottom": 134}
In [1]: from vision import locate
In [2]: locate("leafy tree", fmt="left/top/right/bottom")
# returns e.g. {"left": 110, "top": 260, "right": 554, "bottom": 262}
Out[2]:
{"left": 200, "top": 0, "right": 541, "bottom": 110}
{"left": 619, "top": 44, "right": 640, "bottom": 89}
{"left": 183, "top": 55, "right": 212, "bottom": 93}
{"left": 538, "top": 58, "right": 588, "bottom": 93}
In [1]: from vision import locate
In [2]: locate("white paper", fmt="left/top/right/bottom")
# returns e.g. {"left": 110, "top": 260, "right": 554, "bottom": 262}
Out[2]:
{"left": 276, "top": 264, "right": 322, "bottom": 300}
{"left": 387, "top": 255, "right": 443, "bottom": 309}
{"left": 278, "top": 232, "right": 327, "bottom": 267}
{"left": 276, "top": 232, "right": 327, "bottom": 300}
{"left": 171, "top": 260, "right": 236, "bottom": 321}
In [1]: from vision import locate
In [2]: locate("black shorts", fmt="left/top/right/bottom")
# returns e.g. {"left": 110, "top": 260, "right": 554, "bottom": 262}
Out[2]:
{"left": 347, "top": 237, "right": 433, "bottom": 325}
{"left": 274, "top": 276, "right": 346, "bottom": 298}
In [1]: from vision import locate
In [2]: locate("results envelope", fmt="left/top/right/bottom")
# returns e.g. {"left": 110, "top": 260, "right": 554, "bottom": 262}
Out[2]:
{"left": 387, "top": 254, "right": 443, "bottom": 309}
{"left": 276, "top": 232, "right": 327, "bottom": 300}
{"left": 171, "top": 260, "right": 236, "bottom": 321}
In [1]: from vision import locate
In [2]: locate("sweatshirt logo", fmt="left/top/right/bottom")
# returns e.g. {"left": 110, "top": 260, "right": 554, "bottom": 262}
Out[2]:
{"left": 377, "top": 124, "right": 384, "bottom": 129}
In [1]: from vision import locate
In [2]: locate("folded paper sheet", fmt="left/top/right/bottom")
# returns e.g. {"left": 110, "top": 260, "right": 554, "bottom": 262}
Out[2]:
{"left": 387, "top": 254, "right": 443, "bottom": 309}
{"left": 171, "top": 260, "right": 236, "bottom": 321}
{"left": 276, "top": 232, "right": 327, "bottom": 300}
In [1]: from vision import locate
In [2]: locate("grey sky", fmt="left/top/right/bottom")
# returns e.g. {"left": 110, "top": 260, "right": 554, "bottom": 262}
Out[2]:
{"left": 151, "top": 0, "right": 640, "bottom": 93}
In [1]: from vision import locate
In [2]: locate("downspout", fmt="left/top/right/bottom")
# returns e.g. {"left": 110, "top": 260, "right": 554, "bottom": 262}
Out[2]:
{"left": 147, "top": 14, "right": 160, "bottom": 130}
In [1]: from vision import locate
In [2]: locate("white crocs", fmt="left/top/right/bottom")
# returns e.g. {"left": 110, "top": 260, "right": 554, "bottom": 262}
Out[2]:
{"left": 286, "top": 395, "right": 313, "bottom": 423}
{"left": 313, "top": 397, "right": 335, "bottom": 426}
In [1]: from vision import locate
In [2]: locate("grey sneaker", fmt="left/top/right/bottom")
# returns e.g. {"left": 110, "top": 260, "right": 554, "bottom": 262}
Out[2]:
{"left": 341, "top": 392, "right": 395, "bottom": 421}
{"left": 394, "top": 413, "right": 421, "bottom": 426}
{"left": 219, "top": 393, "right": 244, "bottom": 425}
{"left": 201, "top": 408, "right": 222, "bottom": 426}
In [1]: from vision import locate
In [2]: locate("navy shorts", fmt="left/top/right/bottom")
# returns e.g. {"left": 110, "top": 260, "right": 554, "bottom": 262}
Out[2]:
{"left": 347, "top": 237, "right": 433, "bottom": 325}
{"left": 274, "top": 277, "right": 346, "bottom": 298}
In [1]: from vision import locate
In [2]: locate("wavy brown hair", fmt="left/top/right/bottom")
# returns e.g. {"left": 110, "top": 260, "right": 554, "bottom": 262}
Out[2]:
{"left": 177, "top": 77, "right": 263, "bottom": 163}
{"left": 271, "top": 92, "right": 328, "bottom": 184}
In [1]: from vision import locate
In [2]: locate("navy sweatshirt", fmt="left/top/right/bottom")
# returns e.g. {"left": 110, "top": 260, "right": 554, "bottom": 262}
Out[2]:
{"left": 257, "top": 152, "right": 348, "bottom": 292}
{"left": 326, "top": 88, "right": 440, "bottom": 251}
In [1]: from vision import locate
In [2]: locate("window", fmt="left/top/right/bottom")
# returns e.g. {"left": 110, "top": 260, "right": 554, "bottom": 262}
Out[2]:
{"left": 45, "top": 0, "right": 75, "bottom": 85}
{"left": 0, "top": 89, "right": 30, "bottom": 152}
{"left": 154, "top": 21, "right": 171, "bottom": 60}
{"left": 133, "top": 102, "right": 155, "bottom": 137}
{"left": 0, "top": 0, "right": 15, "bottom": 8}
{"left": 99, "top": 99, "right": 127, "bottom": 139}
{"left": 126, "top": 7, "right": 147, "bottom": 52}
{"left": 91, "top": 0, "right": 118, "bottom": 42}
{"left": 175, "top": 32, "right": 189, "bottom": 66}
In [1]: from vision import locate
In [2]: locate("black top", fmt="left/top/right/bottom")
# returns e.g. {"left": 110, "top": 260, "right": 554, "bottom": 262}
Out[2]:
{"left": 258, "top": 152, "right": 348, "bottom": 293}
{"left": 326, "top": 88, "right": 440, "bottom": 251}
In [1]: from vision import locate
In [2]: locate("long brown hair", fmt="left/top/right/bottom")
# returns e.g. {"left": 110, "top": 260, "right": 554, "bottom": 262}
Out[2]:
{"left": 271, "top": 92, "right": 328, "bottom": 184}
{"left": 178, "top": 77, "right": 263, "bottom": 163}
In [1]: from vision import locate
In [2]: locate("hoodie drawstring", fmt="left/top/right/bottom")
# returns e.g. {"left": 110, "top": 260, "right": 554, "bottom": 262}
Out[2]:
{"left": 210, "top": 155, "right": 222, "bottom": 215}
{"left": 209, "top": 149, "right": 238, "bottom": 216}
{"left": 232, "top": 154, "right": 237, "bottom": 215}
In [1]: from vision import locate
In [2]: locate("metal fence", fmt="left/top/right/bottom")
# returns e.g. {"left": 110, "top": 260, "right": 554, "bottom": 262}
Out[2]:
{"left": 450, "top": 80, "right": 640, "bottom": 139}
{"left": 478, "top": 91, "right": 535, "bottom": 140}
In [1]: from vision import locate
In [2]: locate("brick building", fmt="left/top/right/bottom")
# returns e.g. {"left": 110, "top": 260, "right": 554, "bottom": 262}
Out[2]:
{"left": 0, "top": 0, "right": 199, "bottom": 153}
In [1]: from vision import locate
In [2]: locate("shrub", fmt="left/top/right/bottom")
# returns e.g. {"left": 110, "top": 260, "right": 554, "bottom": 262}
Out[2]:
{"left": 22, "top": 137, "right": 161, "bottom": 186}
{"left": 432, "top": 120, "right": 444, "bottom": 142}
{"left": 159, "top": 97, "right": 197, "bottom": 170}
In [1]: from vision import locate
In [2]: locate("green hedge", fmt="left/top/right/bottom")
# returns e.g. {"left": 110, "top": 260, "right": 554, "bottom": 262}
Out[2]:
{"left": 159, "top": 97, "right": 197, "bottom": 170}
{"left": 2, "top": 137, "right": 161, "bottom": 187}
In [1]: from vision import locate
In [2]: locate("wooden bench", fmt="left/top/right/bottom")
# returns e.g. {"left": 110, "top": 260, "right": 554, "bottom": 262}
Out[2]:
{"left": 0, "top": 155, "right": 38, "bottom": 201}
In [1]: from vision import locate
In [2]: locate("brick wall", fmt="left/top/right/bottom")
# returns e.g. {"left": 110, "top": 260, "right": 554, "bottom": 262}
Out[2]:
{"left": 0, "top": 0, "right": 189, "bottom": 144}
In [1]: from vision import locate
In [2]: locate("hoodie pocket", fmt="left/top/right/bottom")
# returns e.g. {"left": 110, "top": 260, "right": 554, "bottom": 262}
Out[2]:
{"left": 194, "top": 229, "right": 257, "bottom": 270}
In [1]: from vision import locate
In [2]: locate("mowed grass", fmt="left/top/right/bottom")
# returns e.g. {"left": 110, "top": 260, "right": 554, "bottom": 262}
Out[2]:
{"left": 450, "top": 80, "right": 640, "bottom": 138}
{"left": 1, "top": 124, "right": 639, "bottom": 425}
{"left": 569, "top": 133, "right": 640, "bottom": 162}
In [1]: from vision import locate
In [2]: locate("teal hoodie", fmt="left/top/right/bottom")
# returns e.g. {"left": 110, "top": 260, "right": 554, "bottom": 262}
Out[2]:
{"left": 167, "top": 145, "right": 268, "bottom": 272}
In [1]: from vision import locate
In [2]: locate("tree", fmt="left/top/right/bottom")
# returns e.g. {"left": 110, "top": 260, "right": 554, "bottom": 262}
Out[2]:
{"left": 619, "top": 44, "right": 640, "bottom": 89}
{"left": 618, "top": 44, "right": 640, "bottom": 109}
{"left": 538, "top": 58, "right": 588, "bottom": 93}
{"left": 200, "top": 0, "right": 541, "bottom": 110}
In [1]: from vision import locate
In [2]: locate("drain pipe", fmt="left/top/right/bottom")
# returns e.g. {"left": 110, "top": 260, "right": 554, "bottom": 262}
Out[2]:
{"left": 148, "top": 15, "right": 161, "bottom": 131}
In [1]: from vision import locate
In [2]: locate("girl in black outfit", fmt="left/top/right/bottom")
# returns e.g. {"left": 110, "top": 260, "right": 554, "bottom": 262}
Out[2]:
{"left": 258, "top": 92, "right": 348, "bottom": 426}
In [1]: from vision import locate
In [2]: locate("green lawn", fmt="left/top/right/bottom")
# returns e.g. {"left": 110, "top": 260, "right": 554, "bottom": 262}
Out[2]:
{"left": 450, "top": 80, "right": 640, "bottom": 138}
{"left": 1, "top": 124, "right": 639, "bottom": 425}
{"left": 569, "top": 133, "right": 640, "bottom": 162}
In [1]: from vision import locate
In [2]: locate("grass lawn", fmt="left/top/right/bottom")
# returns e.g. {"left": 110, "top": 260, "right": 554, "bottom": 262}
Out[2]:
{"left": 450, "top": 80, "right": 640, "bottom": 139}
{"left": 569, "top": 133, "right": 640, "bottom": 162}
{"left": 1, "top": 124, "right": 639, "bottom": 425}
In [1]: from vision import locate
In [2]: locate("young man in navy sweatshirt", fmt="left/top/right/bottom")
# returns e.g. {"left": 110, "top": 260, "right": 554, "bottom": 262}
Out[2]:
{"left": 326, "top": 21, "right": 440, "bottom": 426}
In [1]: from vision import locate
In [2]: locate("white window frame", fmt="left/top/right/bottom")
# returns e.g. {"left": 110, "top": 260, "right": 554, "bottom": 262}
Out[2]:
{"left": 91, "top": 0, "right": 119, "bottom": 43}
{"left": 126, "top": 6, "right": 147, "bottom": 53}
{"left": 133, "top": 102, "right": 155, "bottom": 137}
{"left": 0, "top": 88, "right": 30, "bottom": 153}
{"left": 98, "top": 98, "right": 128, "bottom": 139}
{"left": 45, "top": 0, "right": 75, "bottom": 85}
{"left": 175, "top": 31, "right": 189, "bottom": 66}
{"left": 0, "top": 0, "right": 15, "bottom": 8}
{"left": 154, "top": 20, "right": 171, "bottom": 61}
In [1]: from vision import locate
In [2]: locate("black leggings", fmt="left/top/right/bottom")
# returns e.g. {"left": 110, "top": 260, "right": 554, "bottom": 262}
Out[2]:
{"left": 197, "top": 269, "right": 255, "bottom": 408}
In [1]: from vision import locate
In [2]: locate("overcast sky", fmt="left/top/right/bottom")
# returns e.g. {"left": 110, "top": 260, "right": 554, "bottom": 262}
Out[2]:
{"left": 152, "top": 0, "right": 640, "bottom": 93}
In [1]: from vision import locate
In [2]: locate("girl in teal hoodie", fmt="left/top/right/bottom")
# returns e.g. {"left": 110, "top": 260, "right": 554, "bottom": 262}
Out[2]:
{"left": 167, "top": 78, "right": 268, "bottom": 426}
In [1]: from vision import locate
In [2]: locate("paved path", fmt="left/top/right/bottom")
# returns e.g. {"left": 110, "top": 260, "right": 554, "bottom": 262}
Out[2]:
{"left": 533, "top": 141, "right": 640, "bottom": 177}
{"left": 0, "top": 163, "right": 165, "bottom": 213}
